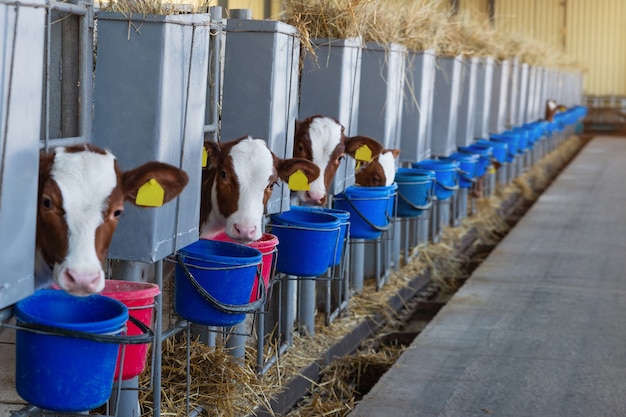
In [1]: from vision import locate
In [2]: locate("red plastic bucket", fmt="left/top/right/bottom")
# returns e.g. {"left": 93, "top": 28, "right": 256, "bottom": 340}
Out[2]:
{"left": 209, "top": 233, "right": 279, "bottom": 302}
{"left": 101, "top": 280, "right": 160, "bottom": 380}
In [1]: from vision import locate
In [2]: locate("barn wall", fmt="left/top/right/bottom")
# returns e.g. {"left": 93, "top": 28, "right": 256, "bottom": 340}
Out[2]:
{"left": 566, "top": 0, "right": 626, "bottom": 95}
{"left": 459, "top": 0, "right": 625, "bottom": 96}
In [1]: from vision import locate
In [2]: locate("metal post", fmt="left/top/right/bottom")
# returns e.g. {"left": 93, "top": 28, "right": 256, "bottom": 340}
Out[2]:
{"left": 350, "top": 241, "right": 365, "bottom": 292}
{"left": 154, "top": 260, "right": 164, "bottom": 417}
{"left": 109, "top": 377, "right": 140, "bottom": 417}
{"left": 281, "top": 276, "right": 296, "bottom": 345}
{"left": 417, "top": 209, "right": 430, "bottom": 245}
{"left": 225, "top": 322, "right": 247, "bottom": 359}
{"left": 430, "top": 199, "right": 440, "bottom": 243}
{"left": 107, "top": 261, "right": 154, "bottom": 417}
{"left": 497, "top": 162, "right": 508, "bottom": 190}
{"left": 391, "top": 218, "right": 402, "bottom": 270}
{"left": 457, "top": 188, "right": 468, "bottom": 222}
{"left": 402, "top": 218, "right": 411, "bottom": 265}
{"left": 438, "top": 198, "right": 452, "bottom": 232}
{"left": 297, "top": 278, "right": 316, "bottom": 337}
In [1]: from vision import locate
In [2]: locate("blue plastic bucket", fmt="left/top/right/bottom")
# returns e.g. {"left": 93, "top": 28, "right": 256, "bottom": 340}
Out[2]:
{"left": 14, "top": 289, "right": 128, "bottom": 412}
{"left": 289, "top": 206, "right": 350, "bottom": 266}
{"left": 334, "top": 184, "right": 394, "bottom": 240}
{"left": 412, "top": 159, "right": 459, "bottom": 201}
{"left": 270, "top": 210, "right": 341, "bottom": 276}
{"left": 175, "top": 239, "right": 263, "bottom": 326}
{"left": 489, "top": 134, "right": 518, "bottom": 162}
{"left": 394, "top": 168, "right": 435, "bottom": 217}
{"left": 458, "top": 144, "right": 492, "bottom": 177}
{"left": 446, "top": 152, "right": 479, "bottom": 189}
{"left": 476, "top": 139, "right": 507, "bottom": 164}
{"left": 506, "top": 129, "right": 530, "bottom": 151}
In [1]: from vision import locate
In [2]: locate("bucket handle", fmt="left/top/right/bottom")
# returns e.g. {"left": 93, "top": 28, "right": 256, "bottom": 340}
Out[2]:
{"left": 397, "top": 191, "right": 432, "bottom": 211}
{"left": 457, "top": 168, "right": 476, "bottom": 184}
{"left": 176, "top": 255, "right": 266, "bottom": 315}
{"left": 11, "top": 314, "right": 155, "bottom": 345}
{"left": 436, "top": 179, "right": 459, "bottom": 192}
{"left": 342, "top": 195, "right": 392, "bottom": 233}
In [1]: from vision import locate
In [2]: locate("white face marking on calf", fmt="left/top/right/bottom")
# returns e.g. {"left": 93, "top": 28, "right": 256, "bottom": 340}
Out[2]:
{"left": 300, "top": 117, "right": 343, "bottom": 202}
{"left": 225, "top": 138, "right": 274, "bottom": 242}
{"left": 50, "top": 148, "right": 117, "bottom": 294}
{"left": 378, "top": 151, "right": 397, "bottom": 187}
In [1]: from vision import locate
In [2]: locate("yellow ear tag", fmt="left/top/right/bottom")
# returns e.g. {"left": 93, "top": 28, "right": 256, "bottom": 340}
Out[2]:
{"left": 354, "top": 145, "right": 372, "bottom": 162}
{"left": 288, "top": 169, "right": 310, "bottom": 191}
{"left": 201, "top": 146, "right": 208, "bottom": 168}
{"left": 135, "top": 178, "right": 165, "bottom": 207}
{"left": 488, "top": 165, "right": 496, "bottom": 175}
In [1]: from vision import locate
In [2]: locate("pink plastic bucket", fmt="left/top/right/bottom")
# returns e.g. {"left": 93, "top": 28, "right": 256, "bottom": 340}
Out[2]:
{"left": 209, "top": 233, "right": 279, "bottom": 302}
{"left": 101, "top": 280, "right": 160, "bottom": 380}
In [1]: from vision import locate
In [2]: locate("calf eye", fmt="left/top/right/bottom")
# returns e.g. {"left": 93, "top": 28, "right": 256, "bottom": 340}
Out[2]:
{"left": 42, "top": 197, "right": 53, "bottom": 210}
{"left": 220, "top": 170, "right": 228, "bottom": 180}
{"left": 113, "top": 209, "right": 123, "bottom": 218}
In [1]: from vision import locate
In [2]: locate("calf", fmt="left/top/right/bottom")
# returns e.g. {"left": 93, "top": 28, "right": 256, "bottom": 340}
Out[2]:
{"left": 353, "top": 148, "right": 400, "bottom": 187}
{"left": 545, "top": 99, "right": 559, "bottom": 121}
{"left": 293, "top": 115, "right": 390, "bottom": 204}
{"left": 36, "top": 144, "right": 189, "bottom": 296}
{"left": 199, "top": 136, "right": 320, "bottom": 242}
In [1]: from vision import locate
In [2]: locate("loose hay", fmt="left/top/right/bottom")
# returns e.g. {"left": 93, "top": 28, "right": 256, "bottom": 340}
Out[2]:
{"left": 286, "top": 343, "right": 405, "bottom": 417}
{"left": 138, "top": 335, "right": 277, "bottom": 417}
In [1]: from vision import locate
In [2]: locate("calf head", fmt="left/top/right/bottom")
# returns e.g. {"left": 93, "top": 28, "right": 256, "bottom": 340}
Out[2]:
{"left": 293, "top": 115, "right": 392, "bottom": 204}
{"left": 37, "top": 144, "right": 189, "bottom": 296}
{"left": 351, "top": 147, "right": 400, "bottom": 187}
{"left": 200, "top": 136, "right": 320, "bottom": 243}
{"left": 545, "top": 99, "right": 558, "bottom": 121}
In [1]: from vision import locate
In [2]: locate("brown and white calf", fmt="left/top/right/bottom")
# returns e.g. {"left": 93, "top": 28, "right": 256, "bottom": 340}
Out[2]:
{"left": 293, "top": 115, "right": 393, "bottom": 204}
{"left": 199, "top": 136, "right": 320, "bottom": 243}
{"left": 353, "top": 148, "right": 400, "bottom": 187}
{"left": 36, "top": 144, "right": 189, "bottom": 296}
{"left": 545, "top": 99, "right": 559, "bottom": 121}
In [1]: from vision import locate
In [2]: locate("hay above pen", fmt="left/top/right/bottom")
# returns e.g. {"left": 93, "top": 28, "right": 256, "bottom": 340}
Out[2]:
{"left": 99, "top": 0, "right": 214, "bottom": 15}
{"left": 281, "top": 0, "right": 449, "bottom": 58}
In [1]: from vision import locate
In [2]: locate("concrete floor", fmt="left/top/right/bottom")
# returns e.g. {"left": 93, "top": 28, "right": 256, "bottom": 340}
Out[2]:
{"left": 350, "top": 136, "right": 626, "bottom": 417}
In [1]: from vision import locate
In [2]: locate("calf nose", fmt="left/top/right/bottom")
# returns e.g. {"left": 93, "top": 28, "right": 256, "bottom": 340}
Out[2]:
{"left": 62, "top": 268, "right": 103, "bottom": 296}
{"left": 233, "top": 223, "right": 258, "bottom": 242}
{"left": 303, "top": 190, "right": 326, "bottom": 206}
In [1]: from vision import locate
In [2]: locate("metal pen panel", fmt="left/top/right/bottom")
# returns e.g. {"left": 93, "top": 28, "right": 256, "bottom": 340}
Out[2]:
{"left": 93, "top": 13, "right": 211, "bottom": 262}
{"left": 474, "top": 57, "right": 494, "bottom": 139}
{"left": 357, "top": 42, "right": 407, "bottom": 150}
{"left": 220, "top": 18, "right": 300, "bottom": 214}
{"left": 431, "top": 55, "right": 463, "bottom": 157}
{"left": 508, "top": 58, "right": 520, "bottom": 129}
{"left": 517, "top": 63, "right": 529, "bottom": 126}
{"left": 0, "top": 0, "right": 46, "bottom": 309}
{"left": 399, "top": 49, "right": 436, "bottom": 163}
{"left": 489, "top": 59, "right": 510, "bottom": 134}
{"left": 525, "top": 66, "right": 537, "bottom": 123}
{"left": 456, "top": 57, "right": 478, "bottom": 148}
{"left": 299, "top": 37, "right": 362, "bottom": 194}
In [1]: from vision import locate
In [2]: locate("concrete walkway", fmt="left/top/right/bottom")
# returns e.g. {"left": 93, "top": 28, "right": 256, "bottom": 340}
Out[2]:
{"left": 351, "top": 136, "right": 626, "bottom": 417}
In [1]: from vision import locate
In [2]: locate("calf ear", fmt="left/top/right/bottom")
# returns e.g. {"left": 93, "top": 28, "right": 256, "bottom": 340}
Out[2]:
{"left": 121, "top": 162, "right": 189, "bottom": 205}
{"left": 385, "top": 148, "right": 401, "bottom": 159}
{"left": 344, "top": 135, "right": 384, "bottom": 159}
{"left": 275, "top": 157, "right": 321, "bottom": 183}
{"left": 204, "top": 140, "right": 221, "bottom": 170}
